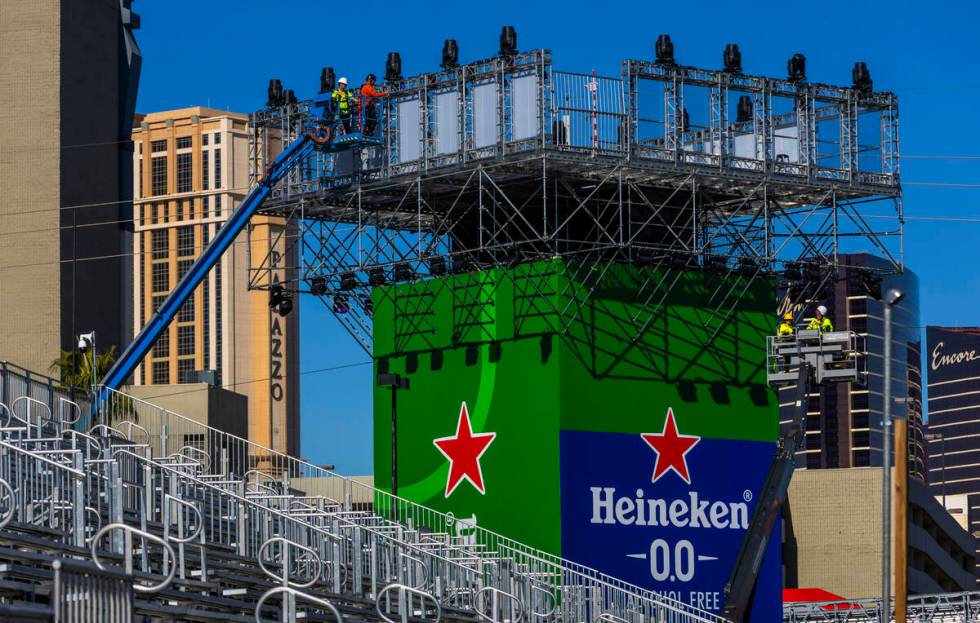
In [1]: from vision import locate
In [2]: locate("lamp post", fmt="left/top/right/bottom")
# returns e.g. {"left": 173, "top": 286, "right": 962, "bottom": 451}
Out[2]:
{"left": 377, "top": 373, "right": 409, "bottom": 497}
{"left": 881, "top": 289, "right": 904, "bottom": 623}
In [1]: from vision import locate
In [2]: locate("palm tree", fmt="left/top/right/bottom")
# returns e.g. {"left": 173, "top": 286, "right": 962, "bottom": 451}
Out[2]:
{"left": 49, "top": 345, "right": 118, "bottom": 400}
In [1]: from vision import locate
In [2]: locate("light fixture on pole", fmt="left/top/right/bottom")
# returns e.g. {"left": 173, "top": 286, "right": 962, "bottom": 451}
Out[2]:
{"left": 78, "top": 331, "right": 97, "bottom": 392}
{"left": 881, "top": 288, "right": 904, "bottom": 623}
{"left": 378, "top": 373, "right": 410, "bottom": 497}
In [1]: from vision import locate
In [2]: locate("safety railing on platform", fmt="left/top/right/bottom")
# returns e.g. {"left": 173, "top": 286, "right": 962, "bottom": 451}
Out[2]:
{"left": 95, "top": 385, "right": 722, "bottom": 623}
{"left": 783, "top": 590, "right": 980, "bottom": 623}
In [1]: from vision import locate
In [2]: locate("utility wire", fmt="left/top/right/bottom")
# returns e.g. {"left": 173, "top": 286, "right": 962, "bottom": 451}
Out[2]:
{"left": 133, "top": 360, "right": 373, "bottom": 402}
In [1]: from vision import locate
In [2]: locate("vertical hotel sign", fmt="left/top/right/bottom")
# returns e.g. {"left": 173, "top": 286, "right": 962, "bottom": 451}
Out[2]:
{"left": 268, "top": 223, "right": 287, "bottom": 452}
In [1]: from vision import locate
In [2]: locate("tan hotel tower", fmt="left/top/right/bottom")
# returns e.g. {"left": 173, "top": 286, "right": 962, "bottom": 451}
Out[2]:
{"left": 131, "top": 107, "right": 299, "bottom": 456}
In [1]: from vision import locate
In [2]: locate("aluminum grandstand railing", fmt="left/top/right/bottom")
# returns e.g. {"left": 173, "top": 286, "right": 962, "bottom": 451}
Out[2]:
{"left": 94, "top": 384, "right": 722, "bottom": 623}
{"left": 0, "top": 364, "right": 725, "bottom": 623}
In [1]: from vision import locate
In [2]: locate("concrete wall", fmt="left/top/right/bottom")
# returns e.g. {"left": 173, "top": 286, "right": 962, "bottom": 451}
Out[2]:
{"left": 785, "top": 467, "right": 975, "bottom": 598}
{"left": 0, "top": 0, "right": 62, "bottom": 373}
{"left": 123, "top": 383, "right": 247, "bottom": 441}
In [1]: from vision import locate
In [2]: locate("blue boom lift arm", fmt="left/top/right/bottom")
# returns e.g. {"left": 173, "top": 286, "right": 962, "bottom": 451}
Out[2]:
{"left": 94, "top": 133, "right": 316, "bottom": 411}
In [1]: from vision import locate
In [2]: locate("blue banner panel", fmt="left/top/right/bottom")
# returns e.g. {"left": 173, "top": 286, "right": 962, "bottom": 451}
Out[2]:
{"left": 560, "top": 429, "right": 782, "bottom": 622}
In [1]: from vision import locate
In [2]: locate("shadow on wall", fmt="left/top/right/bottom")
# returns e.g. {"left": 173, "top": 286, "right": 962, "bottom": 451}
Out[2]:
{"left": 374, "top": 259, "right": 775, "bottom": 404}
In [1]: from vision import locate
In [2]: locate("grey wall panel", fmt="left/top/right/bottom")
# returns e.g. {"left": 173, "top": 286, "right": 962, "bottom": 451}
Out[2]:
{"left": 397, "top": 99, "right": 421, "bottom": 163}
{"left": 472, "top": 83, "right": 497, "bottom": 149}
{"left": 511, "top": 75, "right": 539, "bottom": 141}
{"left": 434, "top": 92, "right": 460, "bottom": 155}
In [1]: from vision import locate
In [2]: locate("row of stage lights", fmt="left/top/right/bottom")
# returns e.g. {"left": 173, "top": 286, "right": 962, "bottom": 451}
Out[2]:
{"left": 270, "top": 256, "right": 884, "bottom": 316}
{"left": 265, "top": 27, "right": 875, "bottom": 109}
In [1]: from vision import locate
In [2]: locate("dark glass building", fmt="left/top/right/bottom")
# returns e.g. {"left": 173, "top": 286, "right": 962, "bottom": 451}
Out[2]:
{"left": 779, "top": 253, "right": 925, "bottom": 479}
{"left": 926, "top": 326, "right": 980, "bottom": 583}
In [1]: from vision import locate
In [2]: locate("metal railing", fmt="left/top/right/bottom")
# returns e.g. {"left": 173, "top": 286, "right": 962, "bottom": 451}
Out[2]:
{"left": 95, "top": 385, "right": 721, "bottom": 623}
{"left": 784, "top": 590, "right": 980, "bottom": 623}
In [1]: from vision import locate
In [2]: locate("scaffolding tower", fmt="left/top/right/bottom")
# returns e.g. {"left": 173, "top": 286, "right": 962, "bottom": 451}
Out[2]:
{"left": 247, "top": 44, "right": 902, "bottom": 357}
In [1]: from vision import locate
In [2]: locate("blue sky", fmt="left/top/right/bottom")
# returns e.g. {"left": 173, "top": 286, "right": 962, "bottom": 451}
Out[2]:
{"left": 135, "top": 0, "right": 980, "bottom": 474}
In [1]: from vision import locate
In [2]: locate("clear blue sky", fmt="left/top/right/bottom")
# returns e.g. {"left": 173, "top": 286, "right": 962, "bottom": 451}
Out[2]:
{"left": 135, "top": 0, "right": 980, "bottom": 474}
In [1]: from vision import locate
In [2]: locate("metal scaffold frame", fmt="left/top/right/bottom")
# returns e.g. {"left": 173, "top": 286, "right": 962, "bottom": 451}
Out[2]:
{"left": 247, "top": 49, "right": 902, "bottom": 356}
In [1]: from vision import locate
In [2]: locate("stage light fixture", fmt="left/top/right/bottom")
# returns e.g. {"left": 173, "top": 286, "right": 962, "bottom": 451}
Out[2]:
{"left": 499, "top": 26, "right": 517, "bottom": 56}
{"left": 655, "top": 34, "right": 674, "bottom": 65}
{"left": 441, "top": 39, "right": 459, "bottom": 69}
{"left": 339, "top": 272, "right": 357, "bottom": 291}
{"left": 723, "top": 44, "right": 742, "bottom": 73}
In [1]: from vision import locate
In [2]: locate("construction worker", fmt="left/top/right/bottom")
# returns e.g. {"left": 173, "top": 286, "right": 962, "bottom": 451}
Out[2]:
{"left": 778, "top": 312, "right": 795, "bottom": 337}
{"left": 332, "top": 77, "right": 354, "bottom": 133}
{"left": 360, "top": 73, "right": 388, "bottom": 136}
{"left": 807, "top": 305, "right": 834, "bottom": 333}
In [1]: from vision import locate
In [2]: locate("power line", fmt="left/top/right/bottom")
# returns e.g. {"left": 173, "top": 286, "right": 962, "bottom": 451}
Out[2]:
{"left": 132, "top": 360, "right": 373, "bottom": 403}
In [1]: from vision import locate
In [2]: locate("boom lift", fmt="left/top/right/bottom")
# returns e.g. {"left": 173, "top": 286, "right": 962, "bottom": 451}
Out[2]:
{"left": 721, "top": 328, "right": 865, "bottom": 621}
{"left": 95, "top": 117, "right": 374, "bottom": 413}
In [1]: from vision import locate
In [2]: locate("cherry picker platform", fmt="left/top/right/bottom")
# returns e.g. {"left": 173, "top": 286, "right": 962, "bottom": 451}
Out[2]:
{"left": 721, "top": 327, "right": 865, "bottom": 621}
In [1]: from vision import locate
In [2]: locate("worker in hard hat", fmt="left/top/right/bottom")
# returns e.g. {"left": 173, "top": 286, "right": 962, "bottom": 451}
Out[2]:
{"left": 360, "top": 73, "right": 388, "bottom": 137}
{"left": 778, "top": 312, "right": 795, "bottom": 337}
{"left": 331, "top": 77, "right": 354, "bottom": 133}
{"left": 807, "top": 305, "right": 834, "bottom": 333}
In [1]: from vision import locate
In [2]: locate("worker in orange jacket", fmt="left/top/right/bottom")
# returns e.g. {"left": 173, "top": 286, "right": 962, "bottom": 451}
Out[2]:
{"left": 360, "top": 73, "right": 388, "bottom": 136}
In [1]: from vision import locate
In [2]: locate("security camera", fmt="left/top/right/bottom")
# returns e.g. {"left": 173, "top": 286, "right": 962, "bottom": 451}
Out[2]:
{"left": 78, "top": 332, "right": 95, "bottom": 352}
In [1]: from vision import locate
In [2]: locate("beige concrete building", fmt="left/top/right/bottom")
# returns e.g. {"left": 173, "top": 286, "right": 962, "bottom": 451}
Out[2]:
{"left": 784, "top": 467, "right": 975, "bottom": 598}
{"left": 131, "top": 108, "right": 299, "bottom": 456}
{"left": 0, "top": 1, "right": 141, "bottom": 373}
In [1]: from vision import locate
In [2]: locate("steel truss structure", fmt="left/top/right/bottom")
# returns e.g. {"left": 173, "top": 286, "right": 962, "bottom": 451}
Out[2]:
{"left": 248, "top": 49, "right": 902, "bottom": 356}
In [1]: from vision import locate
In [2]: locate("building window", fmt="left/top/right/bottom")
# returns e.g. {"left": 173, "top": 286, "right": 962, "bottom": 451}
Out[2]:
{"left": 202, "top": 150, "right": 209, "bottom": 190}
{"left": 850, "top": 392, "right": 869, "bottom": 410}
{"left": 177, "top": 152, "right": 193, "bottom": 193}
{"left": 214, "top": 148, "right": 222, "bottom": 189}
{"left": 177, "top": 259, "right": 193, "bottom": 280}
{"left": 151, "top": 229, "right": 168, "bottom": 260}
{"left": 176, "top": 136, "right": 192, "bottom": 150}
{"left": 202, "top": 195, "right": 211, "bottom": 218}
{"left": 152, "top": 294, "right": 166, "bottom": 313}
{"left": 853, "top": 450, "right": 870, "bottom": 467}
{"left": 178, "top": 325, "right": 195, "bottom": 356}
{"left": 137, "top": 157, "right": 142, "bottom": 198}
{"left": 178, "top": 297, "right": 194, "bottom": 322}
{"left": 178, "top": 359, "right": 195, "bottom": 383}
{"left": 851, "top": 430, "right": 870, "bottom": 448}
{"left": 805, "top": 454, "right": 821, "bottom": 469}
{"left": 153, "top": 360, "right": 169, "bottom": 384}
{"left": 202, "top": 134, "right": 209, "bottom": 146}
{"left": 155, "top": 328, "right": 169, "bottom": 358}
{"left": 152, "top": 262, "right": 169, "bottom": 292}
{"left": 177, "top": 226, "right": 195, "bottom": 256}
{"left": 151, "top": 156, "right": 167, "bottom": 195}
{"left": 213, "top": 133, "right": 221, "bottom": 144}
{"left": 215, "top": 194, "right": 223, "bottom": 215}
{"left": 151, "top": 139, "right": 167, "bottom": 153}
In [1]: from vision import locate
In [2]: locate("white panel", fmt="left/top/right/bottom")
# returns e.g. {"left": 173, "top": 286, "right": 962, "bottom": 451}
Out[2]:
{"left": 397, "top": 99, "right": 421, "bottom": 163}
{"left": 434, "top": 92, "right": 460, "bottom": 155}
{"left": 773, "top": 123, "right": 800, "bottom": 163}
{"left": 511, "top": 75, "right": 539, "bottom": 141}
{"left": 472, "top": 83, "right": 497, "bottom": 148}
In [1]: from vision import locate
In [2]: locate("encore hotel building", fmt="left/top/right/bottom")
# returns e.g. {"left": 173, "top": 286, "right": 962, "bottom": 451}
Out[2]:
{"left": 131, "top": 107, "right": 299, "bottom": 456}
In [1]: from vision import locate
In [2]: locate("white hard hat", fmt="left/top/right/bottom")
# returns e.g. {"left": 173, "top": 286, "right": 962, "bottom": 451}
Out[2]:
{"left": 338, "top": 76, "right": 348, "bottom": 85}
{"left": 817, "top": 305, "right": 828, "bottom": 315}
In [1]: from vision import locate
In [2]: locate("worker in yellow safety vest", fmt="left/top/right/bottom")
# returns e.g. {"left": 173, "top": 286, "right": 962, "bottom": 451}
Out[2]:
{"left": 778, "top": 312, "right": 795, "bottom": 337}
{"left": 332, "top": 77, "right": 355, "bottom": 133}
{"left": 807, "top": 305, "right": 834, "bottom": 332}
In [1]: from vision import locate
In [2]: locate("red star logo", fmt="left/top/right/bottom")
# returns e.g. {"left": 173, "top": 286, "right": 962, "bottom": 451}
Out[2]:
{"left": 641, "top": 408, "right": 700, "bottom": 484}
{"left": 433, "top": 402, "right": 497, "bottom": 497}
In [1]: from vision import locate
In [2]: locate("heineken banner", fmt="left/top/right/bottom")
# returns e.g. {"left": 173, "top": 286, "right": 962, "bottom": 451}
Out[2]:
{"left": 373, "top": 260, "right": 780, "bottom": 621}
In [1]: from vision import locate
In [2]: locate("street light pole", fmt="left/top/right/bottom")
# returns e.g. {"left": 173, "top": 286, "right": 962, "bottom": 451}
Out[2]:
{"left": 377, "top": 373, "right": 409, "bottom": 497}
{"left": 881, "top": 289, "right": 905, "bottom": 623}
